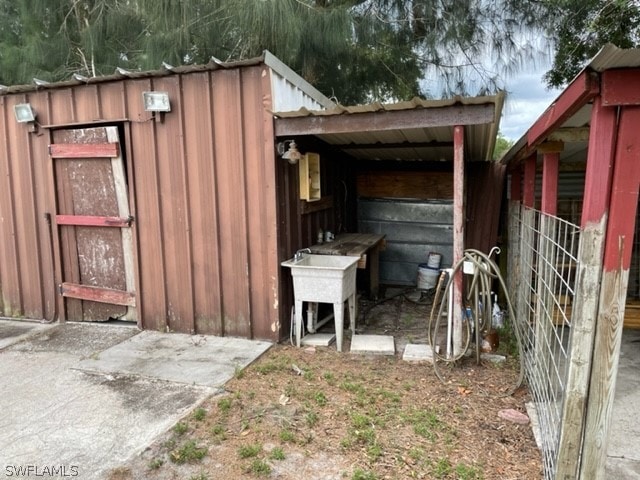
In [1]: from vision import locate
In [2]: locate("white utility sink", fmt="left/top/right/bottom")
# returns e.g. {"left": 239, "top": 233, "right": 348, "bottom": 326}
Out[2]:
{"left": 281, "top": 254, "right": 358, "bottom": 352}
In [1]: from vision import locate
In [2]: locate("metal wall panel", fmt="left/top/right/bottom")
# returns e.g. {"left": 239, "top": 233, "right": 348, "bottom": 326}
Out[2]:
{"left": 0, "top": 63, "right": 283, "bottom": 340}
{"left": 358, "top": 199, "right": 454, "bottom": 285}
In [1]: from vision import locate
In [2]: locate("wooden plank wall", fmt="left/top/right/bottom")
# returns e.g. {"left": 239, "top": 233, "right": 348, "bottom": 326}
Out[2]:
{"left": 0, "top": 64, "right": 281, "bottom": 340}
{"left": 466, "top": 162, "right": 506, "bottom": 254}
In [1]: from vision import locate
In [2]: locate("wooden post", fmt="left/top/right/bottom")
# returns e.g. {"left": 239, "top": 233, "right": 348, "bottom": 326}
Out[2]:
{"left": 452, "top": 125, "right": 465, "bottom": 356}
{"left": 556, "top": 97, "right": 618, "bottom": 479}
{"left": 523, "top": 153, "right": 536, "bottom": 208}
{"left": 510, "top": 167, "right": 522, "bottom": 203}
{"left": 580, "top": 105, "right": 640, "bottom": 479}
{"left": 541, "top": 152, "right": 559, "bottom": 216}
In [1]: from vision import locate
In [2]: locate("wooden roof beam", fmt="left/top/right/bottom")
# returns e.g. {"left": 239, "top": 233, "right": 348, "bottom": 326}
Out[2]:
{"left": 548, "top": 127, "right": 590, "bottom": 143}
{"left": 336, "top": 140, "right": 453, "bottom": 150}
{"left": 527, "top": 71, "right": 599, "bottom": 147}
{"left": 274, "top": 103, "right": 495, "bottom": 136}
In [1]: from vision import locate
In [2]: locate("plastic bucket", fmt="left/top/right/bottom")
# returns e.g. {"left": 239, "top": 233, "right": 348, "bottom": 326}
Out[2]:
{"left": 417, "top": 264, "right": 440, "bottom": 290}
{"left": 427, "top": 252, "right": 442, "bottom": 269}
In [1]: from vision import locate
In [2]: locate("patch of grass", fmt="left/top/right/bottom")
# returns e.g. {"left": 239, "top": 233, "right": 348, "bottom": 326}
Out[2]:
{"left": 303, "top": 368, "right": 314, "bottom": 381}
{"left": 432, "top": 458, "right": 453, "bottom": 478}
{"left": 367, "top": 443, "right": 383, "bottom": 460}
{"left": 238, "top": 443, "right": 262, "bottom": 459}
{"left": 217, "top": 397, "right": 232, "bottom": 413}
{"left": 248, "top": 459, "right": 271, "bottom": 476}
{"left": 279, "top": 429, "right": 295, "bottom": 443}
{"left": 173, "top": 422, "right": 188, "bottom": 435}
{"left": 350, "top": 412, "right": 371, "bottom": 429}
{"left": 314, "top": 391, "right": 328, "bottom": 406}
{"left": 340, "top": 381, "right": 366, "bottom": 395}
{"left": 306, "top": 410, "right": 319, "bottom": 427}
{"left": 254, "top": 356, "right": 290, "bottom": 375}
{"left": 408, "top": 447, "right": 424, "bottom": 462}
{"left": 323, "top": 371, "right": 336, "bottom": 385}
{"left": 148, "top": 458, "right": 163, "bottom": 470}
{"left": 192, "top": 407, "right": 207, "bottom": 421}
{"left": 455, "top": 462, "right": 484, "bottom": 480}
{"left": 404, "top": 408, "right": 446, "bottom": 441}
{"left": 211, "top": 424, "right": 227, "bottom": 443}
{"left": 234, "top": 365, "right": 245, "bottom": 379}
{"left": 352, "top": 468, "right": 377, "bottom": 480}
{"left": 269, "top": 446, "right": 286, "bottom": 461}
{"left": 170, "top": 440, "right": 207, "bottom": 464}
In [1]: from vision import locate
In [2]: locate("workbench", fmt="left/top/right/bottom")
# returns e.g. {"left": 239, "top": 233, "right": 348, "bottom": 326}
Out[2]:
{"left": 308, "top": 233, "right": 386, "bottom": 299}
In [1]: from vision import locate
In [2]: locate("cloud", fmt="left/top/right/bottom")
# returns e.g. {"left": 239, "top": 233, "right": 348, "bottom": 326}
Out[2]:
{"left": 500, "top": 71, "right": 562, "bottom": 141}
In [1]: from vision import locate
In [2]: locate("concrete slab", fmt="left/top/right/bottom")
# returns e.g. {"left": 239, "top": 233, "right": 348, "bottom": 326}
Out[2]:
{"left": 0, "top": 319, "right": 57, "bottom": 350}
{"left": 606, "top": 329, "right": 640, "bottom": 479}
{"left": 0, "top": 320, "right": 272, "bottom": 480}
{"left": 402, "top": 343, "right": 437, "bottom": 362}
{"left": 77, "top": 330, "right": 272, "bottom": 387}
{"left": 350, "top": 334, "right": 395, "bottom": 355}
{"left": 301, "top": 333, "right": 336, "bottom": 347}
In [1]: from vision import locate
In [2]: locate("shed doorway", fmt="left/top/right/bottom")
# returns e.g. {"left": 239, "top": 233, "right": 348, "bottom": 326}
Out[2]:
{"left": 50, "top": 125, "right": 136, "bottom": 322}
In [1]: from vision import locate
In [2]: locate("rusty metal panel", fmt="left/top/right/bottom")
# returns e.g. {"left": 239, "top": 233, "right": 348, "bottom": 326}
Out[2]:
{"left": 212, "top": 69, "right": 252, "bottom": 338}
{"left": 0, "top": 62, "right": 283, "bottom": 340}
{"left": 181, "top": 72, "right": 222, "bottom": 334}
{"left": 243, "top": 66, "right": 280, "bottom": 339}
{"left": 125, "top": 78, "right": 168, "bottom": 331}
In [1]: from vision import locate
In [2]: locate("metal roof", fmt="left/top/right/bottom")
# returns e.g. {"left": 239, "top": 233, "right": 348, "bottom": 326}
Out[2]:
{"left": 274, "top": 93, "right": 505, "bottom": 162}
{"left": 501, "top": 44, "right": 640, "bottom": 166}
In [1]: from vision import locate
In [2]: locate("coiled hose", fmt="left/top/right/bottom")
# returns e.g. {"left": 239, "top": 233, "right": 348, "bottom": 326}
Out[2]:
{"left": 428, "top": 248, "right": 525, "bottom": 395}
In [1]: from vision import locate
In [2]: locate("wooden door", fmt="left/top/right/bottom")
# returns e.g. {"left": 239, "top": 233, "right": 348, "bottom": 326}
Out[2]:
{"left": 51, "top": 126, "right": 136, "bottom": 321}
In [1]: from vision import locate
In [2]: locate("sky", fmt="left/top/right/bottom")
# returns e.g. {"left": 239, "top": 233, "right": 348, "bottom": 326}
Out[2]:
{"left": 499, "top": 70, "right": 562, "bottom": 141}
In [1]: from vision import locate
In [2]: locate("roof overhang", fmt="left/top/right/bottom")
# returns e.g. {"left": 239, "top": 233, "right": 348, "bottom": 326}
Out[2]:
{"left": 273, "top": 93, "right": 505, "bottom": 162}
{"left": 501, "top": 44, "right": 640, "bottom": 169}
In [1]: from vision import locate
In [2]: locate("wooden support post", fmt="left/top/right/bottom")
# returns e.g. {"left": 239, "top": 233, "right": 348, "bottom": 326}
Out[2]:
{"left": 541, "top": 152, "right": 559, "bottom": 216}
{"left": 523, "top": 153, "right": 536, "bottom": 208}
{"left": 556, "top": 97, "right": 618, "bottom": 480}
{"left": 452, "top": 125, "right": 465, "bottom": 356}
{"left": 580, "top": 106, "right": 640, "bottom": 479}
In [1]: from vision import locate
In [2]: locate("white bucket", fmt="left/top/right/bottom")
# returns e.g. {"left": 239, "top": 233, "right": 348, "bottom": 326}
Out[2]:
{"left": 417, "top": 264, "right": 440, "bottom": 290}
{"left": 427, "top": 252, "right": 442, "bottom": 269}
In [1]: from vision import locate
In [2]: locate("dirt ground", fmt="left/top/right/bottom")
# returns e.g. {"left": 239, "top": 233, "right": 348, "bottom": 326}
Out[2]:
{"left": 108, "top": 290, "right": 542, "bottom": 480}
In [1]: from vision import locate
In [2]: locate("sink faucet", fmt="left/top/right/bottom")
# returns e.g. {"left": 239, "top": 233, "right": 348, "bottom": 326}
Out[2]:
{"left": 294, "top": 248, "right": 311, "bottom": 261}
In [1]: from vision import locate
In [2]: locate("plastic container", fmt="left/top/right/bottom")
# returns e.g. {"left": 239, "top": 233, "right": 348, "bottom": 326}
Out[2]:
{"left": 417, "top": 264, "right": 440, "bottom": 290}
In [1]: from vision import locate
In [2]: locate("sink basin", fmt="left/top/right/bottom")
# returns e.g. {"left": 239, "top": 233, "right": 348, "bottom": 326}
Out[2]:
{"left": 282, "top": 254, "right": 359, "bottom": 351}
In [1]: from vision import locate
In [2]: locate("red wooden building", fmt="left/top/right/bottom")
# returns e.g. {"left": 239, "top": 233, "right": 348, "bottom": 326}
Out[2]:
{"left": 502, "top": 44, "right": 640, "bottom": 479}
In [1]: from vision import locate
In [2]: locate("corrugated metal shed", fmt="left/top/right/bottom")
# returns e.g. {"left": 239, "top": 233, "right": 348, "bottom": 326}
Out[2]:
{"left": 274, "top": 93, "right": 505, "bottom": 162}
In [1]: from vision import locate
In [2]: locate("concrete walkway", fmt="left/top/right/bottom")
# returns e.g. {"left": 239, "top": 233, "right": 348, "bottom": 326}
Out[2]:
{"left": 0, "top": 320, "right": 271, "bottom": 480}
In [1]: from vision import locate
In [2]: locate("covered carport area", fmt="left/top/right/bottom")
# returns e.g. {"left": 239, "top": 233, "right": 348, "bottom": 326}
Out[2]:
{"left": 273, "top": 94, "right": 505, "bottom": 354}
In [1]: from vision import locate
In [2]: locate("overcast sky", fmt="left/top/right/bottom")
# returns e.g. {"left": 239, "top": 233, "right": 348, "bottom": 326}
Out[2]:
{"left": 500, "top": 70, "right": 562, "bottom": 141}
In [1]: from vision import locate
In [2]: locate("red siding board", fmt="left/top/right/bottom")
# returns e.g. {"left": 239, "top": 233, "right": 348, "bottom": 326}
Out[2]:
{"left": 603, "top": 106, "right": 640, "bottom": 271}
{"left": 602, "top": 70, "right": 640, "bottom": 106}
{"left": 49, "top": 143, "right": 119, "bottom": 158}
{"left": 182, "top": 72, "right": 223, "bottom": 335}
{"left": 523, "top": 154, "right": 536, "bottom": 208}
{"left": 541, "top": 152, "right": 559, "bottom": 216}
{"left": 213, "top": 69, "right": 252, "bottom": 338}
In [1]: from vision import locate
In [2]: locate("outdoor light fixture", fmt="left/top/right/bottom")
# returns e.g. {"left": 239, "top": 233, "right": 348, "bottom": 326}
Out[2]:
{"left": 14, "top": 103, "right": 36, "bottom": 123}
{"left": 142, "top": 91, "right": 171, "bottom": 112}
{"left": 277, "top": 140, "right": 302, "bottom": 165}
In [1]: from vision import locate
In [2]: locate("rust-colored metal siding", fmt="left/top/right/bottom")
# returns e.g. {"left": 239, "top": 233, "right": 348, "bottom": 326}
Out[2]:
{"left": 0, "top": 64, "right": 281, "bottom": 340}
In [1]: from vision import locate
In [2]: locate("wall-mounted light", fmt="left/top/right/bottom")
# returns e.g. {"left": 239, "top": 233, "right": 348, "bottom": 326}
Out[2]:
{"left": 14, "top": 103, "right": 36, "bottom": 123}
{"left": 277, "top": 140, "right": 302, "bottom": 164}
{"left": 142, "top": 91, "right": 171, "bottom": 112}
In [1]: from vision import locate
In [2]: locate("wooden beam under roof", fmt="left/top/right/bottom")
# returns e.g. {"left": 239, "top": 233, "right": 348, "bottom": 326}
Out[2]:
{"left": 274, "top": 103, "right": 495, "bottom": 136}
{"left": 336, "top": 140, "right": 453, "bottom": 150}
{"left": 548, "top": 127, "right": 590, "bottom": 143}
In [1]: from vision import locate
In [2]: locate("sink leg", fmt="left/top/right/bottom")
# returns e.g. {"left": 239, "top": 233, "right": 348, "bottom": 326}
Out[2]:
{"left": 348, "top": 294, "right": 356, "bottom": 335}
{"left": 334, "top": 301, "right": 344, "bottom": 352}
{"left": 295, "top": 300, "right": 303, "bottom": 347}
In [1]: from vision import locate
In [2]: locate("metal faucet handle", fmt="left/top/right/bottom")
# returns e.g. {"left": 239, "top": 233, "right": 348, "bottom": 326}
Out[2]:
{"left": 294, "top": 248, "right": 311, "bottom": 261}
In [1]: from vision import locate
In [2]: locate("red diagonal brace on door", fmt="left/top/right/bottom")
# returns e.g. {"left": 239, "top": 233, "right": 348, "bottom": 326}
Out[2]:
{"left": 56, "top": 215, "right": 133, "bottom": 227}
{"left": 60, "top": 283, "right": 136, "bottom": 307}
